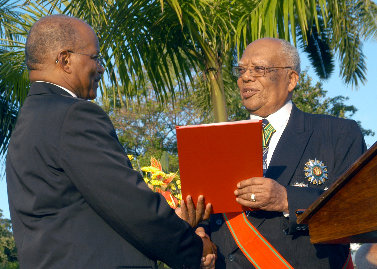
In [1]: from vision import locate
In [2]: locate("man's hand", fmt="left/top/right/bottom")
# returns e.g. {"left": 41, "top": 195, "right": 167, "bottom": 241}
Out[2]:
{"left": 175, "top": 195, "right": 212, "bottom": 228}
{"left": 234, "top": 177, "right": 288, "bottom": 212}
{"left": 196, "top": 227, "right": 216, "bottom": 269}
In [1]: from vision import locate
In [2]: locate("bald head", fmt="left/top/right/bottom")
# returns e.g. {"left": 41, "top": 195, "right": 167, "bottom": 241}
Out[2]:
{"left": 25, "top": 15, "right": 89, "bottom": 70}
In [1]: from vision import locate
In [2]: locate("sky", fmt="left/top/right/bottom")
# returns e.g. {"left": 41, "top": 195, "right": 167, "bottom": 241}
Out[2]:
{"left": 0, "top": 40, "right": 376, "bottom": 220}
{"left": 301, "top": 39, "right": 377, "bottom": 149}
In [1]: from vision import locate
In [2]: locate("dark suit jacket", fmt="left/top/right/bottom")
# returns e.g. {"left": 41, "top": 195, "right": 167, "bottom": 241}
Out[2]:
{"left": 6, "top": 82, "right": 202, "bottom": 269}
{"left": 203, "top": 104, "right": 366, "bottom": 269}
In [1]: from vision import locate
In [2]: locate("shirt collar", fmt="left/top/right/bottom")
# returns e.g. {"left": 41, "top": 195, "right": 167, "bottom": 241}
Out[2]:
{"left": 34, "top": 81, "right": 77, "bottom": 98}
{"left": 249, "top": 100, "right": 293, "bottom": 132}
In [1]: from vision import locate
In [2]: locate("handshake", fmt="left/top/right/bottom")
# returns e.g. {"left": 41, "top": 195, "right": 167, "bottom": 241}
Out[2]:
{"left": 175, "top": 195, "right": 217, "bottom": 269}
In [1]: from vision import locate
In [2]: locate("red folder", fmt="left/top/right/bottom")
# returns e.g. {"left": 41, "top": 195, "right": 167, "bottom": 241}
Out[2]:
{"left": 176, "top": 120, "right": 263, "bottom": 213}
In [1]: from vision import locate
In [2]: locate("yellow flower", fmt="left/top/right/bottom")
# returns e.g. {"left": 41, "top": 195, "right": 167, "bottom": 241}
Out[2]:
{"left": 167, "top": 200, "right": 175, "bottom": 208}
{"left": 141, "top": 166, "right": 160, "bottom": 174}
{"left": 127, "top": 155, "right": 134, "bottom": 160}
{"left": 137, "top": 156, "right": 183, "bottom": 209}
{"left": 151, "top": 171, "right": 166, "bottom": 180}
{"left": 165, "top": 173, "right": 177, "bottom": 179}
{"left": 150, "top": 179, "right": 164, "bottom": 186}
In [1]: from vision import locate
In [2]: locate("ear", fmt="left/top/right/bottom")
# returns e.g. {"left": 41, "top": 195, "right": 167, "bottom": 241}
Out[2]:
{"left": 287, "top": 70, "right": 299, "bottom": 93}
{"left": 56, "top": 50, "right": 72, "bottom": 74}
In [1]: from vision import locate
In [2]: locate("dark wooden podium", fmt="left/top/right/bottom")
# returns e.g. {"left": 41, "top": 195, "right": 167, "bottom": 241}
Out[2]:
{"left": 297, "top": 142, "right": 377, "bottom": 244}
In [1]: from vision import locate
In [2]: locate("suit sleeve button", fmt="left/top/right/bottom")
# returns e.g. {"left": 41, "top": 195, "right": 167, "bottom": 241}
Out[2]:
{"left": 216, "top": 219, "right": 223, "bottom": 225}
{"left": 228, "top": 254, "right": 234, "bottom": 262}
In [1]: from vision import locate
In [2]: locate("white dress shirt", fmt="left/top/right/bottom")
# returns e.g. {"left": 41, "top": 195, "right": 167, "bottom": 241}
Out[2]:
{"left": 35, "top": 81, "right": 77, "bottom": 98}
{"left": 250, "top": 101, "right": 293, "bottom": 168}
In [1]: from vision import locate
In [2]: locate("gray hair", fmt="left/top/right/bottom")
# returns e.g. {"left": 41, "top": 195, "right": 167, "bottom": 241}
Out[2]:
{"left": 275, "top": 38, "right": 301, "bottom": 74}
{"left": 25, "top": 15, "right": 84, "bottom": 70}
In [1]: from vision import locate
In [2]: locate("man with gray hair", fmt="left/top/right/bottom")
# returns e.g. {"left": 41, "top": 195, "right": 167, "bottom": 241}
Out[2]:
{"left": 6, "top": 14, "right": 216, "bottom": 269}
{"left": 199, "top": 38, "right": 366, "bottom": 268}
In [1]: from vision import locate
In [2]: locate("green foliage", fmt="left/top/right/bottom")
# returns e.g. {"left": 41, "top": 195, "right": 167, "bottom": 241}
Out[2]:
{"left": 0, "top": 210, "right": 18, "bottom": 269}
{"left": 1, "top": 0, "right": 377, "bottom": 150}
{"left": 99, "top": 88, "right": 208, "bottom": 171}
{"left": 0, "top": 0, "right": 29, "bottom": 155}
{"left": 298, "top": 15, "right": 335, "bottom": 80}
{"left": 0, "top": 94, "right": 18, "bottom": 155}
{"left": 327, "top": 1, "right": 367, "bottom": 87}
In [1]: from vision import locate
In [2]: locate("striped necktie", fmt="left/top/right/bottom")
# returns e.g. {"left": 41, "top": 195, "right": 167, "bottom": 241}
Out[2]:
{"left": 262, "top": 119, "right": 276, "bottom": 176}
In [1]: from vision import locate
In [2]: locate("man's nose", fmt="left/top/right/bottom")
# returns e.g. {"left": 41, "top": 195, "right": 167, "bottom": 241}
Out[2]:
{"left": 241, "top": 69, "right": 257, "bottom": 81}
{"left": 98, "top": 64, "right": 105, "bottom": 74}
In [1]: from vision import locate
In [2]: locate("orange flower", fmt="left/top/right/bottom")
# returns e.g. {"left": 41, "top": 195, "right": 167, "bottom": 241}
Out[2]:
{"left": 150, "top": 157, "right": 162, "bottom": 171}
{"left": 140, "top": 156, "right": 181, "bottom": 209}
{"left": 157, "top": 189, "right": 179, "bottom": 209}
{"left": 163, "top": 174, "right": 176, "bottom": 184}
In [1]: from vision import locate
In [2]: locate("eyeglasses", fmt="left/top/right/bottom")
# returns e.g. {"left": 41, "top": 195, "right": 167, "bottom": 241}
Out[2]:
{"left": 67, "top": 50, "right": 105, "bottom": 67}
{"left": 232, "top": 65, "right": 293, "bottom": 78}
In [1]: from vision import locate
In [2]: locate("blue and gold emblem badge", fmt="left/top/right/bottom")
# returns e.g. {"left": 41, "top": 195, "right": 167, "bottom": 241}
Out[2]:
{"left": 304, "top": 159, "right": 328, "bottom": 185}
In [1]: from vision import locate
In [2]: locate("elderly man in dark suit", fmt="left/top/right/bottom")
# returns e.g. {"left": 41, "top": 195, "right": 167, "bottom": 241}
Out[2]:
{"left": 200, "top": 38, "right": 366, "bottom": 268}
{"left": 6, "top": 14, "right": 216, "bottom": 269}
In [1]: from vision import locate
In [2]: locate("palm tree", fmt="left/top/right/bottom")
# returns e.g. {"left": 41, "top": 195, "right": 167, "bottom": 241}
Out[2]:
{"left": 1, "top": 0, "right": 377, "bottom": 152}
{"left": 96, "top": 0, "right": 377, "bottom": 121}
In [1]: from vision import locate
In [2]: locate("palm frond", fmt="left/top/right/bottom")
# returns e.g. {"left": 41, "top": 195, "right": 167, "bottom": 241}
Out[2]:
{"left": 0, "top": 94, "right": 18, "bottom": 155}
{"left": 299, "top": 17, "right": 335, "bottom": 79}
{"left": 0, "top": 0, "right": 375, "bottom": 135}
{"left": 328, "top": 0, "right": 367, "bottom": 87}
{"left": 0, "top": 0, "right": 23, "bottom": 44}
{"left": 355, "top": 0, "right": 377, "bottom": 40}
{"left": 234, "top": 0, "right": 328, "bottom": 58}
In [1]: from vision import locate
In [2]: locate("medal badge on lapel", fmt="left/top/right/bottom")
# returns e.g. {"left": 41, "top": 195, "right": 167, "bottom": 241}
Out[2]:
{"left": 304, "top": 159, "right": 328, "bottom": 185}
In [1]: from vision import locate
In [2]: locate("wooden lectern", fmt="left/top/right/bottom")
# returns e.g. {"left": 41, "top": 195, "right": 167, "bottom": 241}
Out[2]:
{"left": 297, "top": 142, "right": 377, "bottom": 244}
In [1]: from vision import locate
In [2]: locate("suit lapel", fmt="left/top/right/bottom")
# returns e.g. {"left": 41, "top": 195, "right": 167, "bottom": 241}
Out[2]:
{"left": 248, "top": 106, "right": 312, "bottom": 229}
{"left": 266, "top": 105, "right": 313, "bottom": 187}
